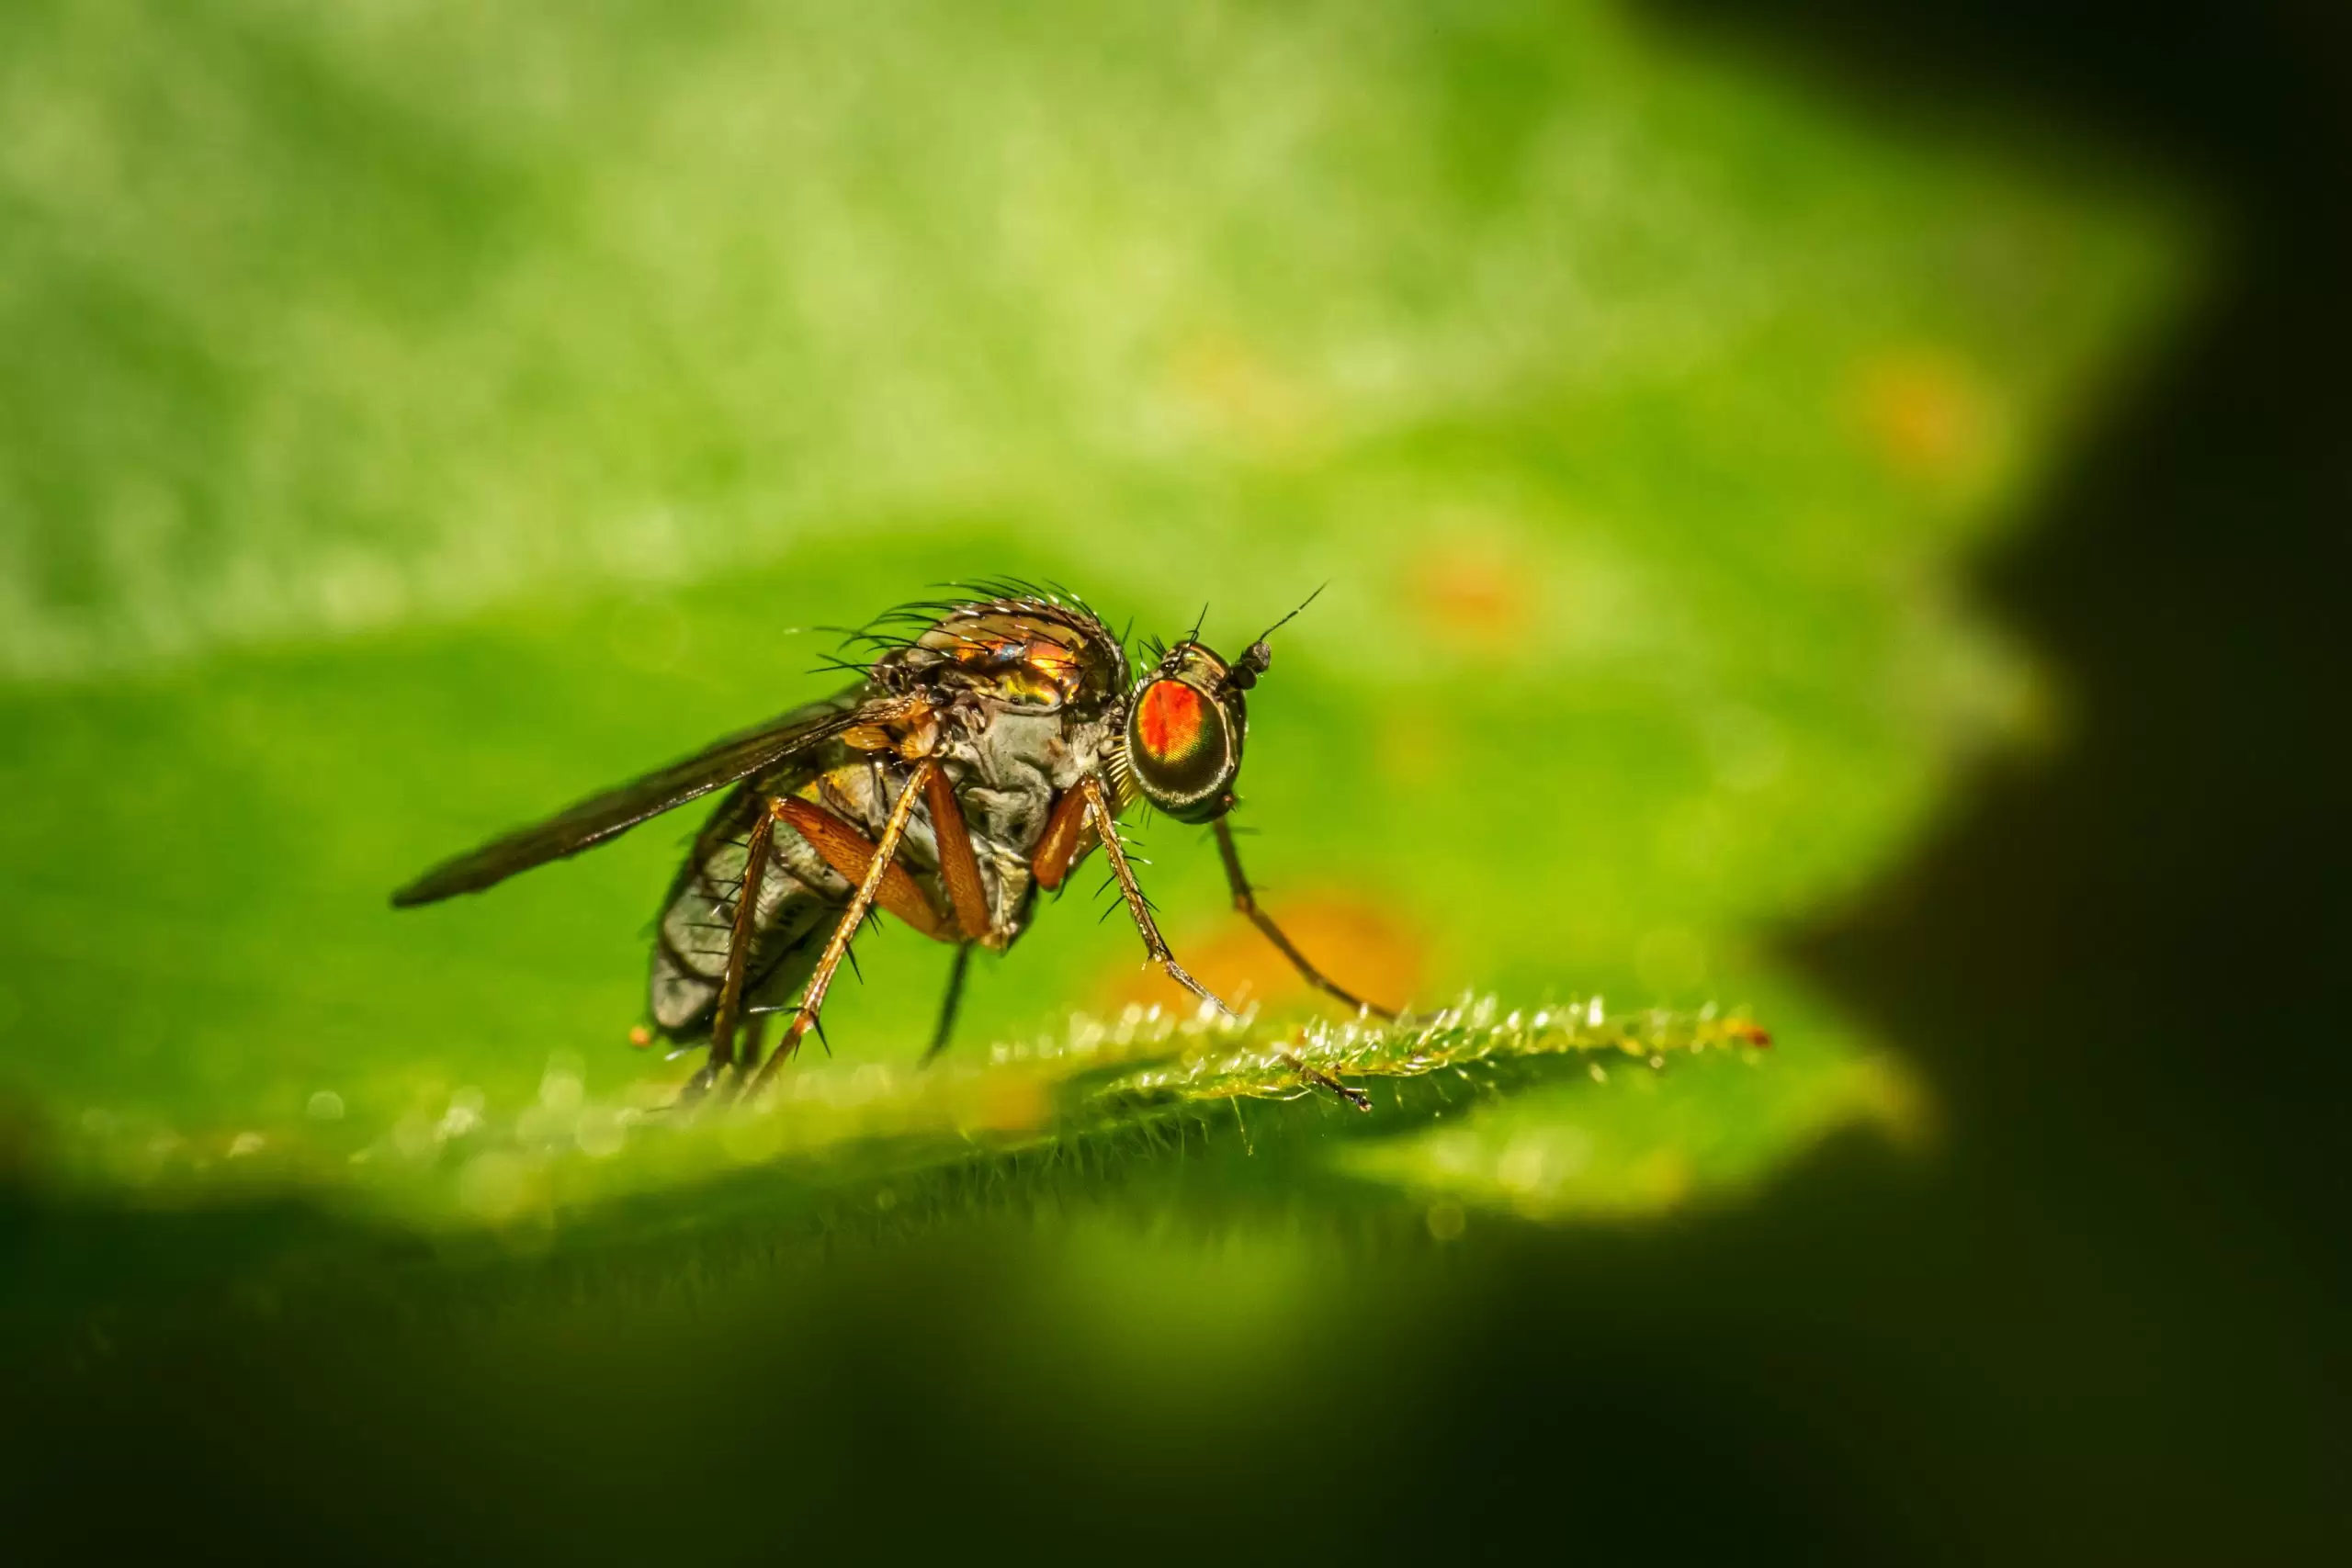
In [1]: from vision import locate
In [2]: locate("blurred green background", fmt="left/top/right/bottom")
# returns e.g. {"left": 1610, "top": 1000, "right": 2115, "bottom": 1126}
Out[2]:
{"left": 0, "top": 0, "right": 2171, "bottom": 1154}
{"left": 14, "top": 0, "right": 2340, "bottom": 1560}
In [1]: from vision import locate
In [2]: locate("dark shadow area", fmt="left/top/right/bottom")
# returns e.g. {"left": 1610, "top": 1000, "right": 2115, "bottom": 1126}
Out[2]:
{"left": 3, "top": 4, "right": 2346, "bottom": 1562}
{"left": 1660, "top": 0, "right": 2352, "bottom": 1552}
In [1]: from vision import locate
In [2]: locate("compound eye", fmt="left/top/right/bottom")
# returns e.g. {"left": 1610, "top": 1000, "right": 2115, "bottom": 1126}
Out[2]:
{"left": 1126, "top": 679, "right": 1237, "bottom": 820}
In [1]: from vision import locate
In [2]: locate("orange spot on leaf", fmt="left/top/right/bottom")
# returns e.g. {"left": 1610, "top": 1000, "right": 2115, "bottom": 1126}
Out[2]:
{"left": 1102, "top": 895, "right": 1427, "bottom": 1019}
{"left": 972, "top": 1072, "right": 1049, "bottom": 1134}
{"left": 1406, "top": 536, "right": 1538, "bottom": 653}
{"left": 1855, "top": 349, "right": 1995, "bottom": 487}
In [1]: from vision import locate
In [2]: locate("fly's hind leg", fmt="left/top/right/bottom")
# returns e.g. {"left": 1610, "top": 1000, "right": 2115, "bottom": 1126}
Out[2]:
{"left": 736, "top": 1010, "right": 772, "bottom": 1078}
{"left": 922, "top": 942, "right": 976, "bottom": 1065}
{"left": 745, "top": 759, "right": 939, "bottom": 1096}
{"left": 1212, "top": 817, "right": 1397, "bottom": 1021}
{"left": 677, "top": 807, "right": 776, "bottom": 1106}
{"left": 916, "top": 758, "right": 993, "bottom": 1066}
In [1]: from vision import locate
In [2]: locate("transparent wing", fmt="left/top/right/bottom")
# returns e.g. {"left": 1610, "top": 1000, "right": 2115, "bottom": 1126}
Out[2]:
{"left": 390, "top": 688, "right": 882, "bottom": 907}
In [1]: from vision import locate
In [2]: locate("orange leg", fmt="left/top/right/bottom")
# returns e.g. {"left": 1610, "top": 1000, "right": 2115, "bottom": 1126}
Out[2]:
{"left": 747, "top": 758, "right": 938, "bottom": 1095}
{"left": 922, "top": 763, "right": 993, "bottom": 942}
{"left": 912, "top": 762, "right": 992, "bottom": 1064}
{"left": 771, "top": 795, "right": 946, "bottom": 939}
{"left": 1031, "top": 784, "right": 1095, "bottom": 890}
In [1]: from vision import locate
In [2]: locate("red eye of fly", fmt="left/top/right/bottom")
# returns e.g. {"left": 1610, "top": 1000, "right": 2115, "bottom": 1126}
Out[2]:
{"left": 1124, "top": 660, "right": 1241, "bottom": 823}
{"left": 1136, "top": 680, "right": 1205, "bottom": 761}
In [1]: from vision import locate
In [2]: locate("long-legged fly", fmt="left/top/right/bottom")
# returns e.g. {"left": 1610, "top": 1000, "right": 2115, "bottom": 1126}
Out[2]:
{"left": 393, "top": 581, "right": 1391, "bottom": 1106}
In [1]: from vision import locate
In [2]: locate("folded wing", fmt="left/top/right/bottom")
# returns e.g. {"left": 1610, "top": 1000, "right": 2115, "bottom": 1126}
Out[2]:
{"left": 390, "top": 688, "right": 878, "bottom": 907}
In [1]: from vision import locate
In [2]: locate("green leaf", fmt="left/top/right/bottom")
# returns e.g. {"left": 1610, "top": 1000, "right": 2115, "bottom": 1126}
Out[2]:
{"left": 0, "top": 0, "right": 2188, "bottom": 1262}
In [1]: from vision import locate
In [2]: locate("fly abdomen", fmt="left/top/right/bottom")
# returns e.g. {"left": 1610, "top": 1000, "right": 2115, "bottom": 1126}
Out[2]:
{"left": 644, "top": 747, "right": 1052, "bottom": 1043}
{"left": 649, "top": 785, "right": 854, "bottom": 1038}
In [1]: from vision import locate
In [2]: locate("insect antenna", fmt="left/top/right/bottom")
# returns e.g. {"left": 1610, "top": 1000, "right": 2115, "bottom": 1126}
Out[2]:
{"left": 1251, "top": 581, "right": 1328, "bottom": 647}
{"left": 1224, "top": 582, "right": 1329, "bottom": 690}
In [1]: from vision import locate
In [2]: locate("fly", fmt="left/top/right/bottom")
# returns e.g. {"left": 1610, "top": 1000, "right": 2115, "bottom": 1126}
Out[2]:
{"left": 391, "top": 581, "right": 1391, "bottom": 1107}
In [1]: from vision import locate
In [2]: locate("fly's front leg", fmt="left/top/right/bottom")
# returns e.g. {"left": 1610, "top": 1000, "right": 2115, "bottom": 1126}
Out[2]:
{"left": 745, "top": 758, "right": 939, "bottom": 1096}
{"left": 1209, "top": 815, "right": 1379, "bottom": 1111}
{"left": 1212, "top": 817, "right": 1396, "bottom": 1021}
{"left": 1081, "top": 776, "right": 1235, "bottom": 1021}
{"left": 1281, "top": 1052, "right": 1372, "bottom": 1111}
